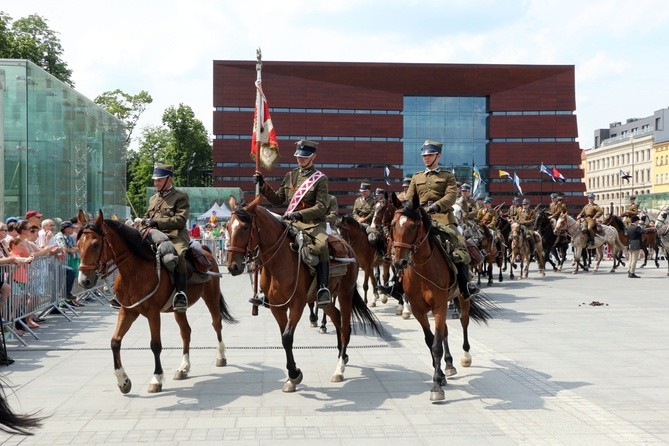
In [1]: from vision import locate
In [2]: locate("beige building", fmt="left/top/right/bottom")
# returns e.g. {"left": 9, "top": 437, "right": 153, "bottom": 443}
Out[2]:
{"left": 654, "top": 140, "right": 669, "bottom": 194}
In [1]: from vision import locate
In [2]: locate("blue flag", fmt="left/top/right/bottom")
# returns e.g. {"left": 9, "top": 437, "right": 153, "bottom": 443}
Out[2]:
{"left": 540, "top": 163, "right": 555, "bottom": 181}
{"left": 513, "top": 172, "right": 523, "bottom": 196}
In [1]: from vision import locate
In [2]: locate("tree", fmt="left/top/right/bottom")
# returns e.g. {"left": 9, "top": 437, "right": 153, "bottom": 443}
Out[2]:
{"left": 95, "top": 89, "right": 153, "bottom": 145}
{"left": 126, "top": 126, "right": 171, "bottom": 216}
{"left": 161, "top": 104, "right": 213, "bottom": 188}
{"left": 1, "top": 13, "right": 74, "bottom": 86}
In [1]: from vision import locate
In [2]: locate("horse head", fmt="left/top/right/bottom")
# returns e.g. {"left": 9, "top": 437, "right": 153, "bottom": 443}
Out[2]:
{"left": 226, "top": 196, "right": 261, "bottom": 276}
{"left": 76, "top": 210, "right": 106, "bottom": 288}
{"left": 390, "top": 193, "right": 430, "bottom": 271}
{"left": 372, "top": 191, "right": 397, "bottom": 233}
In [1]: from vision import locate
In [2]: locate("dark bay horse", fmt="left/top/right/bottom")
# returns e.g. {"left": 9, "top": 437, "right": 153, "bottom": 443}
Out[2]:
{"left": 534, "top": 210, "right": 569, "bottom": 272}
{"left": 77, "top": 211, "right": 235, "bottom": 394}
{"left": 390, "top": 194, "right": 492, "bottom": 402}
{"left": 604, "top": 214, "right": 659, "bottom": 268}
{"left": 336, "top": 216, "right": 385, "bottom": 307}
{"left": 477, "top": 223, "right": 504, "bottom": 285}
{"left": 226, "top": 197, "right": 382, "bottom": 391}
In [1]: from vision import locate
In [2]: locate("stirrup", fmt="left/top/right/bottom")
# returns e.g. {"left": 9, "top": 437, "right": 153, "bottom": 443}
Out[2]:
{"left": 316, "top": 287, "right": 331, "bottom": 309}
{"left": 173, "top": 291, "right": 188, "bottom": 312}
{"left": 249, "top": 292, "right": 267, "bottom": 307}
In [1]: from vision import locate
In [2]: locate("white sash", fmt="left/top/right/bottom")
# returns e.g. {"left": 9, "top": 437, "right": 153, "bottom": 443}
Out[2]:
{"left": 285, "top": 170, "right": 325, "bottom": 215}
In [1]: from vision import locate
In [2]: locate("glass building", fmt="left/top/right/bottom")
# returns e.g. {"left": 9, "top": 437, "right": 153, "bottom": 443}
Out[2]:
{"left": 0, "top": 59, "right": 126, "bottom": 220}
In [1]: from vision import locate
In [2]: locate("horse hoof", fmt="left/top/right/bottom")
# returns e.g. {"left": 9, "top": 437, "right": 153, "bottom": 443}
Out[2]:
{"left": 331, "top": 373, "right": 344, "bottom": 383}
{"left": 118, "top": 380, "right": 132, "bottom": 394}
{"left": 319, "top": 327, "right": 327, "bottom": 334}
{"left": 173, "top": 370, "right": 188, "bottom": 380}
{"left": 282, "top": 381, "right": 297, "bottom": 392}
{"left": 370, "top": 301, "right": 376, "bottom": 308}
{"left": 380, "top": 295, "right": 388, "bottom": 304}
{"left": 310, "top": 321, "right": 318, "bottom": 328}
{"left": 445, "top": 367, "right": 457, "bottom": 377}
{"left": 430, "top": 390, "right": 445, "bottom": 402}
{"left": 216, "top": 357, "right": 227, "bottom": 367}
{"left": 461, "top": 355, "right": 472, "bottom": 368}
{"left": 395, "top": 307, "right": 403, "bottom": 316}
{"left": 147, "top": 383, "right": 162, "bottom": 393}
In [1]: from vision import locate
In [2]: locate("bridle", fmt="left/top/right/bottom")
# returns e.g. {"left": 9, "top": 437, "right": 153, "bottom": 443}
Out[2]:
{"left": 227, "top": 210, "right": 301, "bottom": 307}
{"left": 391, "top": 209, "right": 431, "bottom": 266}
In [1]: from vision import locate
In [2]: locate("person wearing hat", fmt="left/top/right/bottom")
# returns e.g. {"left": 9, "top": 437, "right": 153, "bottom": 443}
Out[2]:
{"left": 576, "top": 193, "right": 603, "bottom": 245}
{"left": 475, "top": 194, "right": 486, "bottom": 213}
{"left": 402, "top": 139, "right": 478, "bottom": 299}
{"left": 455, "top": 183, "right": 475, "bottom": 224}
{"left": 353, "top": 182, "right": 375, "bottom": 225}
{"left": 142, "top": 162, "right": 191, "bottom": 312}
{"left": 625, "top": 214, "right": 649, "bottom": 278}
{"left": 54, "top": 221, "right": 79, "bottom": 303}
{"left": 622, "top": 195, "right": 639, "bottom": 227}
{"left": 516, "top": 198, "right": 537, "bottom": 255}
{"left": 547, "top": 192, "right": 559, "bottom": 216}
{"left": 209, "top": 210, "right": 219, "bottom": 228}
{"left": 397, "top": 176, "right": 412, "bottom": 202}
{"left": 477, "top": 197, "right": 499, "bottom": 227}
{"left": 253, "top": 140, "right": 332, "bottom": 308}
{"left": 507, "top": 197, "right": 521, "bottom": 222}
{"left": 548, "top": 193, "right": 568, "bottom": 223}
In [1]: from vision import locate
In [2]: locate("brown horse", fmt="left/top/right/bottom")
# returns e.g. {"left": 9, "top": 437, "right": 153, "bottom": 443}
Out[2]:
{"left": 603, "top": 214, "right": 658, "bottom": 268}
{"left": 477, "top": 223, "right": 504, "bottom": 285}
{"left": 389, "top": 194, "right": 492, "bottom": 401}
{"left": 226, "top": 197, "right": 383, "bottom": 392}
{"left": 335, "top": 216, "right": 386, "bottom": 307}
{"left": 76, "top": 211, "right": 235, "bottom": 394}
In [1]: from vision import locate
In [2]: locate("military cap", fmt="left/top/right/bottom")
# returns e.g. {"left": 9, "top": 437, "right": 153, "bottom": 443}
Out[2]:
{"left": 587, "top": 193, "right": 595, "bottom": 199}
{"left": 484, "top": 197, "right": 493, "bottom": 204}
{"left": 461, "top": 183, "right": 471, "bottom": 191}
{"left": 402, "top": 176, "right": 412, "bottom": 187}
{"left": 294, "top": 140, "right": 318, "bottom": 157}
{"left": 375, "top": 188, "right": 385, "bottom": 195}
{"left": 476, "top": 194, "right": 485, "bottom": 201}
{"left": 420, "top": 140, "right": 443, "bottom": 155}
{"left": 556, "top": 195, "right": 563, "bottom": 201}
{"left": 522, "top": 198, "right": 530, "bottom": 205}
{"left": 359, "top": 182, "right": 371, "bottom": 191}
{"left": 630, "top": 195, "right": 636, "bottom": 200}
{"left": 550, "top": 193, "right": 558, "bottom": 199}
{"left": 513, "top": 197, "right": 520, "bottom": 203}
{"left": 152, "top": 162, "right": 174, "bottom": 179}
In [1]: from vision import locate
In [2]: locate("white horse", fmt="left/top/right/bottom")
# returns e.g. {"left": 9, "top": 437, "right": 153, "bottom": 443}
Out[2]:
{"left": 554, "top": 214, "right": 625, "bottom": 274}
{"left": 653, "top": 206, "right": 669, "bottom": 276}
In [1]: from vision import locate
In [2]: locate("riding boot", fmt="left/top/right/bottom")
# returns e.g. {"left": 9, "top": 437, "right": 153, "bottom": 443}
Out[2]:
{"left": 456, "top": 262, "right": 478, "bottom": 300}
{"left": 378, "top": 280, "right": 403, "bottom": 300}
{"left": 316, "top": 260, "right": 331, "bottom": 309}
{"left": 173, "top": 272, "right": 189, "bottom": 313}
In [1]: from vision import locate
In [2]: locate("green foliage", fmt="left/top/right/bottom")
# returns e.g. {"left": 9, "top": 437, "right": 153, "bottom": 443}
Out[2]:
{"left": 0, "top": 12, "right": 73, "bottom": 86}
{"left": 95, "top": 89, "right": 153, "bottom": 145}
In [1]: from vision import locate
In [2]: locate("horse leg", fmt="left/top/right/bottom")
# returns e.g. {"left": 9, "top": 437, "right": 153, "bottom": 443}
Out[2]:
{"left": 362, "top": 269, "right": 371, "bottom": 305}
{"left": 640, "top": 246, "right": 648, "bottom": 268}
{"left": 380, "top": 264, "right": 389, "bottom": 304}
{"left": 442, "top": 320, "right": 457, "bottom": 377}
{"left": 273, "top": 307, "right": 303, "bottom": 393}
{"left": 430, "top": 309, "right": 447, "bottom": 402}
{"left": 319, "top": 310, "right": 327, "bottom": 334}
{"left": 487, "top": 260, "right": 493, "bottom": 285}
{"left": 401, "top": 294, "right": 411, "bottom": 319}
{"left": 457, "top": 296, "right": 472, "bottom": 368}
{"left": 111, "top": 308, "right": 139, "bottom": 394}
{"left": 202, "top": 287, "right": 228, "bottom": 367}
{"left": 325, "top": 291, "right": 348, "bottom": 382}
{"left": 172, "top": 311, "right": 193, "bottom": 381}
{"left": 307, "top": 302, "right": 318, "bottom": 328}
{"left": 147, "top": 310, "right": 165, "bottom": 393}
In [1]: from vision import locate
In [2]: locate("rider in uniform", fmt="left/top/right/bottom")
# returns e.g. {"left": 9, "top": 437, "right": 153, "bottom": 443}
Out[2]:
{"left": 143, "top": 162, "right": 190, "bottom": 312}
{"left": 548, "top": 194, "right": 568, "bottom": 222}
{"left": 397, "top": 176, "right": 411, "bottom": 202}
{"left": 622, "top": 195, "right": 639, "bottom": 227}
{"left": 253, "top": 140, "right": 332, "bottom": 308}
{"left": 353, "top": 182, "right": 382, "bottom": 251}
{"left": 456, "top": 183, "right": 476, "bottom": 223}
{"left": 405, "top": 140, "right": 478, "bottom": 299}
{"left": 516, "top": 198, "right": 536, "bottom": 254}
{"left": 576, "top": 193, "right": 604, "bottom": 245}
{"left": 507, "top": 197, "right": 521, "bottom": 221}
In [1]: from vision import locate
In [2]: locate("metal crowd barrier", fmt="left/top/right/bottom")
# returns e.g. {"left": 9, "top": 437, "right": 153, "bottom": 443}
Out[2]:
{"left": 192, "top": 237, "right": 226, "bottom": 265}
{"left": 1, "top": 256, "right": 72, "bottom": 346}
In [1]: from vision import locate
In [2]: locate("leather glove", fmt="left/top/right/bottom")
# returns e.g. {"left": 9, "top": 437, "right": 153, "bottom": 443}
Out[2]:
{"left": 143, "top": 218, "right": 158, "bottom": 228}
{"left": 285, "top": 212, "right": 303, "bottom": 222}
{"left": 427, "top": 204, "right": 440, "bottom": 214}
{"left": 253, "top": 172, "right": 264, "bottom": 186}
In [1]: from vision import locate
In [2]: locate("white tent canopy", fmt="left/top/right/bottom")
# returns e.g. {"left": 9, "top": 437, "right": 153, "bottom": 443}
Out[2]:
{"left": 196, "top": 202, "right": 232, "bottom": 221}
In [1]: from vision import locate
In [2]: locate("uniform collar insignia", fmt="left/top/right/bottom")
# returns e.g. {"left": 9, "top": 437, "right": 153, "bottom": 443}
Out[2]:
{"left": 424, "top": 167, "right": 441, "bottom": 173}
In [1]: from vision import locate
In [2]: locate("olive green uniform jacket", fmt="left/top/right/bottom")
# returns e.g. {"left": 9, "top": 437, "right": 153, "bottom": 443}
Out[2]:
{"left": 406, "top": 168, "right": 457, "bottom": 226}
{"left": 353, "top": 195, "right": 375, "bottom": 224}
{"left": 260, "top": 166, "right": 329, "bottom": 260}
{"left": 145, "top": 187, "right": 190, "bottom": 255}
{"left": 576, "top": 203, "right": 603, "bottom": 231}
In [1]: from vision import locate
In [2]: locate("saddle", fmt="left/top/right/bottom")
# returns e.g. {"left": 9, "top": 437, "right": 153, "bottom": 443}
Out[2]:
{"left": 187, "top": 245, "right": 212, "bottom": 273}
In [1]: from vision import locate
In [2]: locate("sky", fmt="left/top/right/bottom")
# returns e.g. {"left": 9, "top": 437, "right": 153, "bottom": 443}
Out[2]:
{"left": 4, "top": 0, "right": 669, "bottom": 150}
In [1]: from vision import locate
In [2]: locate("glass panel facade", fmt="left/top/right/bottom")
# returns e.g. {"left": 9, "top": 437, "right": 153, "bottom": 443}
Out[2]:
{"left": 0, "top": 60, "right": 126, "bottom": 220}
{"left": 403, "top": 96, "right": 488, "bottom": 185}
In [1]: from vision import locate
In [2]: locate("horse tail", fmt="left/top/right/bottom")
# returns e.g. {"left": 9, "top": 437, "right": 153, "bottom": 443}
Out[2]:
{"left": 0, "top": 385, "right": 43, "bottom": 435}
{"left": 454, "top": 292, "right": 496, "bottom": 325}
{"left": 219, "top": 292, "right": 238, "bottom": 324}
{"left": 350, "top": 287, "right": 385, "bottom": 338}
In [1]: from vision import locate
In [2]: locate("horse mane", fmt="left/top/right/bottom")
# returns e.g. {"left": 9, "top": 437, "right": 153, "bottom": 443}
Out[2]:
{"left": 79, "top": 219, "right": 155, "bottom": 261}
{"left": 401, "top": 202, "right": 435, "bottom": 236}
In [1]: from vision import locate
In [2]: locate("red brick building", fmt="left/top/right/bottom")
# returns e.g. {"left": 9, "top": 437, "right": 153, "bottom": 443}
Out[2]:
{"left": 213, "top": 61, "right": 585, "bottom": 212}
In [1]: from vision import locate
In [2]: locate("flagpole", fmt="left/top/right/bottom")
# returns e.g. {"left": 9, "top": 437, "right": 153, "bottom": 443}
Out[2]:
{"left": 252, "top": 48, "right": 262, "bottom": 316}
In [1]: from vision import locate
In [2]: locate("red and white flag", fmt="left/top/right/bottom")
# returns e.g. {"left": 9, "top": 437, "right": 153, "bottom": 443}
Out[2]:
{"left": 251, "top": 79, "right": 279, "bottom": 169}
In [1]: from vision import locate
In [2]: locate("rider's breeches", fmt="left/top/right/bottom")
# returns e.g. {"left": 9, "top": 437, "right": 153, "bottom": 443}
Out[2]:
{"left": 585, "top": 217, "right": 596, "bottom": 231}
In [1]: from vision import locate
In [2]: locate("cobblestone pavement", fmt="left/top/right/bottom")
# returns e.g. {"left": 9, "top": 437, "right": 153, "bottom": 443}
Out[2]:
{"left": 3, "top": 259, "right": 668, "bottom": 445}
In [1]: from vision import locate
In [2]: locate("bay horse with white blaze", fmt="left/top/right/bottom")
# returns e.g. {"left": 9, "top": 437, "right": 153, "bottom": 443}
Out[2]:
{"left": 390, "top": 194, "right": 493, "bottom": 402}
{"left": 77, "top": 211, "right": 236, "bottom": 394}
{"left": 226, "top": 197, "right": 383, "bottom": 392}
